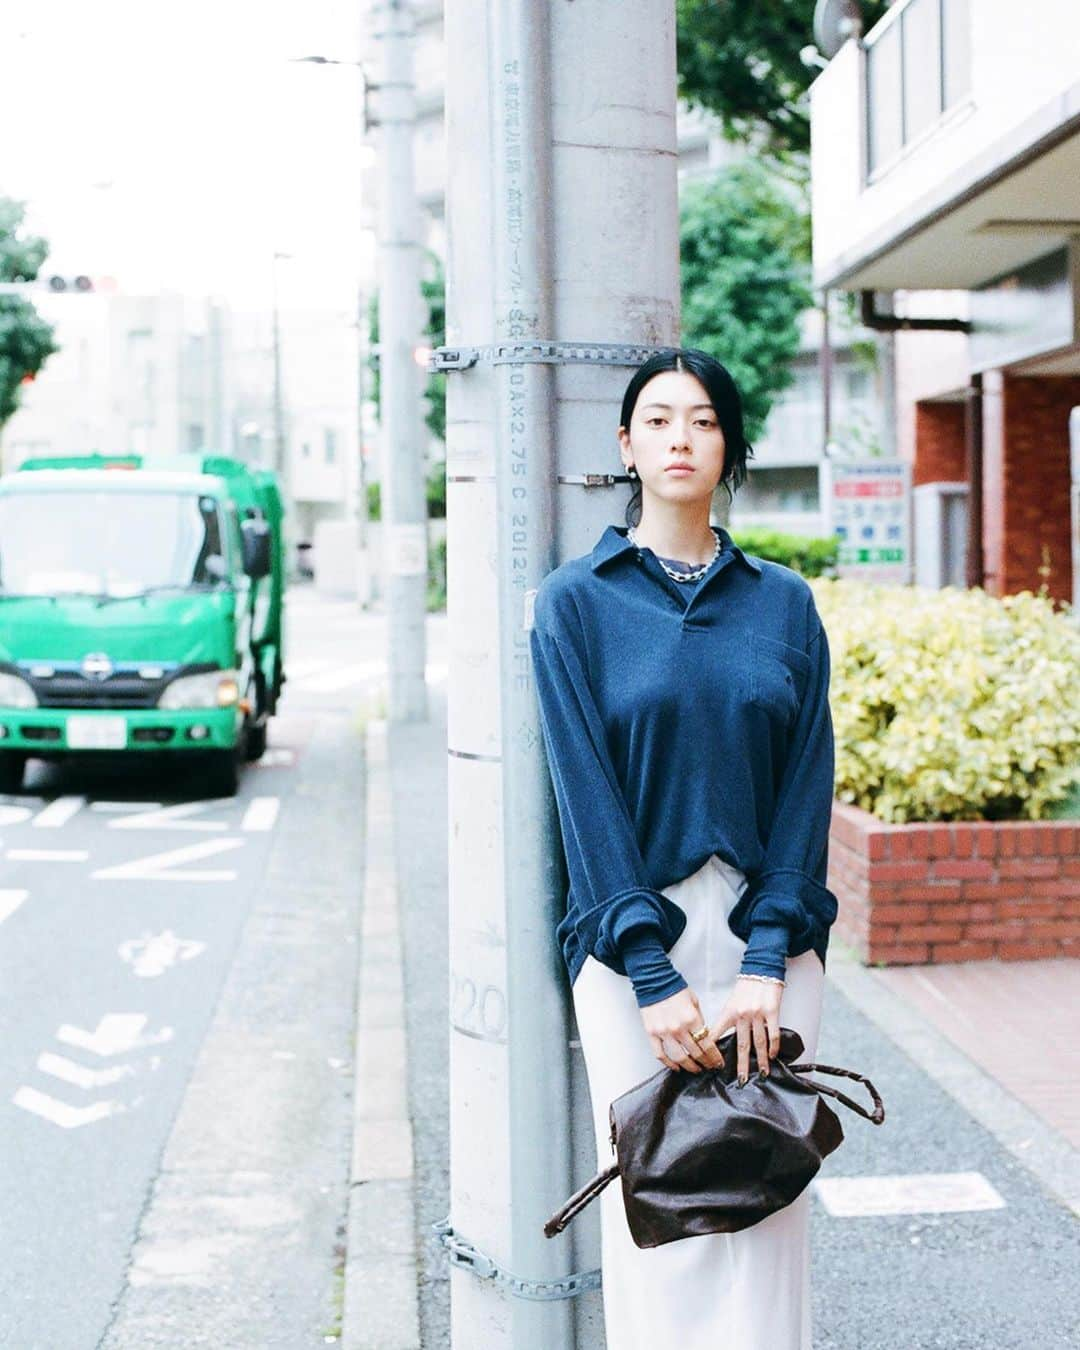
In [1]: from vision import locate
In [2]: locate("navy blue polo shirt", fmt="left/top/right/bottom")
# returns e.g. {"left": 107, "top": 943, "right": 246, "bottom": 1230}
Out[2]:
{"left": 529, "top": 523, "right": 838, "bottom": 1008}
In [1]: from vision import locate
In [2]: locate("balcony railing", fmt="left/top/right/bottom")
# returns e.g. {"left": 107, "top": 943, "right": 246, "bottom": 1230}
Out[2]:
{"left": 865, "top": 0, "right": 971, "bottom": 178}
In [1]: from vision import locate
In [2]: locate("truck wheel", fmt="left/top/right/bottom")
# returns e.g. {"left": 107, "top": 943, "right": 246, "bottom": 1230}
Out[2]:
{"left": 245, "top": 720, "right": 268, "bottom": 762}
{"left": 0, "top": 752, "right": 27, "bottom": 794}
{"left": 202, "top": 746, "right": 241, "bottom": 798}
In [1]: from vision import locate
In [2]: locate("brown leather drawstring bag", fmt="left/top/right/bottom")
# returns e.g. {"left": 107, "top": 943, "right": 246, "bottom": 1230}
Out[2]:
{"left": 544, "top": 1026, "right": 885, "bottom": 1249}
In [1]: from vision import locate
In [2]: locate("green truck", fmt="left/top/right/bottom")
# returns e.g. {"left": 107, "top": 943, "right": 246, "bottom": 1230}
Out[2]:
{"left": 0, "top": 452, "right": 286, "bottom": 797}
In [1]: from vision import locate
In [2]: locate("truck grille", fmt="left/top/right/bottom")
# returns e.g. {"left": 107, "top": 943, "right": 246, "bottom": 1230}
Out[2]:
{"left": 5, "top": 661, "right": 218, "bottom": 710}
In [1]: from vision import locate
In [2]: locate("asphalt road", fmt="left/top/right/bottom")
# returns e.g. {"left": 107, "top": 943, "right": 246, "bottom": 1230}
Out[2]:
{"left": 0, "top": 584, "right": 377, "bottom": 1350}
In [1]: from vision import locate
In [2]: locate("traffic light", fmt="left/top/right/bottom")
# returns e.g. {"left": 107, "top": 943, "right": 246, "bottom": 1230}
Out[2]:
{"left": 46, "top": 275, "right": 94, "bottom": 292}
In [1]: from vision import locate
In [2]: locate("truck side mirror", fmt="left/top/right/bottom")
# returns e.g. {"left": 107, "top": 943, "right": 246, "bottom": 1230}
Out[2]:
{"left": 241, "top": 517, "right": 272, "bottom": 579}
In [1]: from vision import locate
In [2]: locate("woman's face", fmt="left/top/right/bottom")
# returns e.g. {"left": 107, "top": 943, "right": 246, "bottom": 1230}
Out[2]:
{"left": 617, "top": 369, "right": 726, "bottom": 505}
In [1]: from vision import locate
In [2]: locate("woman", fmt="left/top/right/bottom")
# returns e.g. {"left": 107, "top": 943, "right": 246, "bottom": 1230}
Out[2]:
{"left": 528, "top": 348, "right": 839, "bottom": 1350}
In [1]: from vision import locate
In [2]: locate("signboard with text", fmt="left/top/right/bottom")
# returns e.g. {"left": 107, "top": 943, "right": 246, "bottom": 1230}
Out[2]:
{"left": 822, "top": 458, "right": 911, "bottom": 583}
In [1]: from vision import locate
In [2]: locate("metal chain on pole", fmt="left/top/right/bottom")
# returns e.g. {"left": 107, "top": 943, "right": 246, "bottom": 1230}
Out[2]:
{"left": 431, "top": 1218, "right": 602, "bottom": 1302}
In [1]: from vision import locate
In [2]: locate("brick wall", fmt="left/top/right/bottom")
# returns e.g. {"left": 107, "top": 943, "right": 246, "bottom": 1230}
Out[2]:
{"left": 828, "top": 800, "right": 1080, "bottom": 965}
{"left": 981, "top": 372, "right": 1080, "bottom": 603}
{"left": 913, "top": 400, "right": 966, "bottom": 485}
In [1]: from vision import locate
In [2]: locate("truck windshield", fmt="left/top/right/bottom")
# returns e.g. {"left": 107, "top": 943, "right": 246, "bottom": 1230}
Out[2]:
{"left": 0, "top": 490, "right": 228, "bottom": 598}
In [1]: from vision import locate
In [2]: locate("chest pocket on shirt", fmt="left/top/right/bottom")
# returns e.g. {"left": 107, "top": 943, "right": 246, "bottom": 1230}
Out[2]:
{"left": 749, "top": 633, "right": 810, "bottom": 728}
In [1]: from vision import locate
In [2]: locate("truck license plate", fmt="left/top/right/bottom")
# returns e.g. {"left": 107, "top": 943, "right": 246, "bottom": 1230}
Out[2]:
{"left": 66, "top": 716, "right": 127, "bottom": 749}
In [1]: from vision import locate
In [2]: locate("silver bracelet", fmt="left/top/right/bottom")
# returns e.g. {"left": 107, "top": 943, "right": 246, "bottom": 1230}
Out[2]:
{"left": 737, "top": 972, "right": 786, "bottom": 987}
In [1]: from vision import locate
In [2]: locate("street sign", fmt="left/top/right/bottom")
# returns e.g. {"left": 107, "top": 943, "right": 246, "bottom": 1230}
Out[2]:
{"left": 822, "top": 456, "right": 912, "bottom": 583}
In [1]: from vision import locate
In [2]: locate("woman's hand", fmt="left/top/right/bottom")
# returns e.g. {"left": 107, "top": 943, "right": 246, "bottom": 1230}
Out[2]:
{"left": 640, "top": 986, "right": 725, "bottom": 1073}
{"left": 709, "top": 976, "right": 784, "bottom": 1085}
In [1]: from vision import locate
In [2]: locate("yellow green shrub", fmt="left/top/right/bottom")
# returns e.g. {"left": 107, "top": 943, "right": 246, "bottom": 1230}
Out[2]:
{"left": 808, "top": 578, "right": 1080, "bottom": 823}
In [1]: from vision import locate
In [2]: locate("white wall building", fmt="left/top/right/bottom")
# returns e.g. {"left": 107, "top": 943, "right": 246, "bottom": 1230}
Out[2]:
{"left": 810, "top": 0, "right": 1080, "bottom": 603}
{"left": 0, "top": 288, "right": 362, "bottom": 563}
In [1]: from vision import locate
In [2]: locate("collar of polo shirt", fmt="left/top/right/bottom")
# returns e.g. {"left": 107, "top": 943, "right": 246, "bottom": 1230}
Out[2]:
{"left": 590, "top": 524, "right": 763, "bottom": 576}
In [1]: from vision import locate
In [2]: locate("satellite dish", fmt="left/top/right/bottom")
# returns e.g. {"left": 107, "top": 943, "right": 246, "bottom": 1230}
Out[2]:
{"left": 813, "top": 0, "right": 863, "bottom": 59}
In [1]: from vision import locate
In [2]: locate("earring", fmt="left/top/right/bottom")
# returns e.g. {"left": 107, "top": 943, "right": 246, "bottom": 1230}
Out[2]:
{"left": 626, "top": 464, "right": 638, "bottom": 480}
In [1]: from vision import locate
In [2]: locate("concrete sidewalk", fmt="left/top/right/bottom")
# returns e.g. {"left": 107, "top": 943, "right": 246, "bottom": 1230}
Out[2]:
{"left": 345, "top": 611, "right": 1080, "bottom": 1347}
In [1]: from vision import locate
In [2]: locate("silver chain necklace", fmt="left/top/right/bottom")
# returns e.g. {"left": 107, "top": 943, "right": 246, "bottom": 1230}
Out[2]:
{"left": 627, "top": 525, "right": 722, "bottom": 582}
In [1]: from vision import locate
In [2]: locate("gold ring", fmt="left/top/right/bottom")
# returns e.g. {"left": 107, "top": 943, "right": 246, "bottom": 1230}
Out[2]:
{"left": 690, "top": 1025, "right": 709, "bottom": 1043}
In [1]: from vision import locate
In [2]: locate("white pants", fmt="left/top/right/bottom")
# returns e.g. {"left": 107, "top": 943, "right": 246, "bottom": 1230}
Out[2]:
{"left": 572, "top": 853, "right": 826, "bottom": 1350}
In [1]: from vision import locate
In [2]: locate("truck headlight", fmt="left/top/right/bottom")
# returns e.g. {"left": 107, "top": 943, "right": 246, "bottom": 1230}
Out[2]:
{"left": 158, "top": 669, "right": 240, "bottom": 710}
{"left": 0, "top": 672, "right": 38, "bottom": 709}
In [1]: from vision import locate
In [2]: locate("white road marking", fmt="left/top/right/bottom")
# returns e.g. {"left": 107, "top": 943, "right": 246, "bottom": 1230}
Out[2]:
{"left": 32, "top": 795, "right": 86, "bottom": 828}
{"left": 255, "top": 748, "right": 295, "bottom": 768}
{"left": 240, "top": 796, "right": 280, "bottom": 832}
{"left": 118, "top": 930, "right": 207, "bottom": 977}
{"left": 57, "top": 1013, "right": 174, "bottom": 1057}
{"left": 91, "top": 801, "right": 164, "bottom": 813}
{"left": 814, "top": 1171, "right": 1006, "bottom": 1217}
{"left": 0, "top": 805, "right": 33, "bottom": 826}
{"left": 0, "top": 889, "right": 28, "bottom": 924}
{"left": 92, "top": 836, "right": 244, "bottom": 882}
{"left": 37, "top": 1052, "right": 137, "bottom": 1090}
{"left": 108, "top": 801, "right": 229, "bottom": 832}
{"left": 6, "top": 849, "right": 89, "bottom": 862}
{"left": 12, "top": 1086, "right": 124, "bottom": 1129}
{"left": 298, "top": 660, "right": 386, "bottom": 693}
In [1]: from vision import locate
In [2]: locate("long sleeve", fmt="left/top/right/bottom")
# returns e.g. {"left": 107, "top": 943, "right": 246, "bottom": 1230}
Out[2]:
{"left": 529, "top": 609, "right": 689, "bottom": 1008}
{"left": 729, "top": 619, "right": 839, "bottom": 979}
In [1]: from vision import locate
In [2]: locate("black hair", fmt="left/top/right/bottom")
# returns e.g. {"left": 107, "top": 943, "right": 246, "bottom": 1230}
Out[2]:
{"left": 618, "top": 347, "right": 754, "bottom": 528}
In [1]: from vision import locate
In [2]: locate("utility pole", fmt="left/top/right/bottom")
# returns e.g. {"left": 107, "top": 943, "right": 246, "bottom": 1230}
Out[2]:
{"left": 354, "top": 281, "right": 373, "bottom": 607}
{"left": 440, "top": 2, "right": 680, "bottom": 1346}
{"left": 372, "top": 0, "right": 427, "bottom": 721}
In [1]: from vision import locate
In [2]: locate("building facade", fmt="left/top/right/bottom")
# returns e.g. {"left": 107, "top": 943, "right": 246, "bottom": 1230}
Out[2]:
{"left": 811, "top": 0, "right": 1080, "bottom": 604}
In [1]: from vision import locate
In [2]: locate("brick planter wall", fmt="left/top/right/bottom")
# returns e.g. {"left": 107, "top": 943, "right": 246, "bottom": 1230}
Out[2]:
{"left": 828, "top": 800, "right": 1080, "bottom": 965}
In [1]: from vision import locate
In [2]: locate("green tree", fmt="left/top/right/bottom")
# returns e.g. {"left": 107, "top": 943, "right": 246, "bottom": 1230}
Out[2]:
{"left": 366, "top": 246, "right": 445, "bottom": 444}
{"left": 0, "top": 197, "right": 57, "bottom": 431}
{"left": 676, "top": 0, "right": 888, "bottom": 160}
{"left": 679, "top": 164, "right": 812, "bottom": 442}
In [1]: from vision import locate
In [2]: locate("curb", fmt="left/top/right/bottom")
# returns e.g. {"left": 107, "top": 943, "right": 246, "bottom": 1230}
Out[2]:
{"left": 826, "top": 947, "right": 1080, "bottom": 1218}
{"left": 342, "top": 719, "right": 421, "bottom": 1350}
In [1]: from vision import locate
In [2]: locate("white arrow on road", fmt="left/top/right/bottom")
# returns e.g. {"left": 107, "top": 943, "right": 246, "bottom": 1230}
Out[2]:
{"left": 37, "top": 1052, "right": 137, "bottom": 1089}
{"left": 57, "top": 1013, "right": 174, "bottom": 1057}
{"left": 118, "top": 929, "right": 207, "bottom": 977}
{"left": 12, "top": 1086, "right": 125, "bottom": 1129}
{"left": 92, "top": 837, "right": 244, "bottom": 882}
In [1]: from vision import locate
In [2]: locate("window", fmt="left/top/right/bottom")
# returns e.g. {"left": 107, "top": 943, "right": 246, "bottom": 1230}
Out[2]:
{"left": 865, "top": 0, "right": 971, "bottom": 178}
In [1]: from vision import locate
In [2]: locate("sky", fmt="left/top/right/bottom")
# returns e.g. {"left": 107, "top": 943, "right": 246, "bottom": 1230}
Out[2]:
{"left": 0, "top": 0, "right": 375, "bottom": 313}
